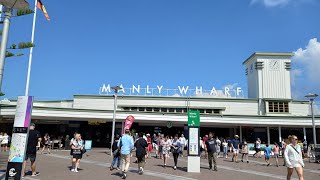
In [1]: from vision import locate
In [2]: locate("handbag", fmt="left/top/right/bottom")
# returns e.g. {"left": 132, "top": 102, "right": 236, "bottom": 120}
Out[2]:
{"left": 82, "top": 149, "right": 87, "bottom": 154}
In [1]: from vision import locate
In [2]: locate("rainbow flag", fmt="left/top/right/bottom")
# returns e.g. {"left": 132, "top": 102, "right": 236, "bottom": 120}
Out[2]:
{"left": 37, "top": 0, "right": 50, "bottom": 21}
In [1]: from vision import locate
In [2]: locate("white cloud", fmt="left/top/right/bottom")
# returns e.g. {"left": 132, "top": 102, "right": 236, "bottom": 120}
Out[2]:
{"left": 250, "top": 0, "right": 291, "bottom": 7}
{"left": 292, "top": 38, "right": 320, "bottom": 114}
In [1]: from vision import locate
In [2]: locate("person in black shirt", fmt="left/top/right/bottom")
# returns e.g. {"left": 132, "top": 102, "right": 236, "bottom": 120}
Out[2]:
{"left": 205, "top": 132, "right": 218, "bottom": 171}
{"left": 135, "top": 132, "right": 148, "bottom": 175}
{"left": 110, "top": 135, "right": 121, "bottom": 171}
{"left": 23, "top": 123, "right": 41, "bottom": 178}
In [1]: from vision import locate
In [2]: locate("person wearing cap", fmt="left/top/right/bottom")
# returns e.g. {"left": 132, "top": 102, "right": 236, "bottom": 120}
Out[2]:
{"left": 22, "top": 123, "right": 41, "bottom": 178}
{"left": 118, "top": 128, "right": 134, "bottom": 179}
{"left": 232, "top": 135, "right": 240, "bottom": 163}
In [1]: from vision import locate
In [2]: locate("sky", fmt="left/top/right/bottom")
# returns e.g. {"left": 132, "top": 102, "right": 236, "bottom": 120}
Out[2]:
{"left": 0, "top": 0, "right": 319, "bottom": 108}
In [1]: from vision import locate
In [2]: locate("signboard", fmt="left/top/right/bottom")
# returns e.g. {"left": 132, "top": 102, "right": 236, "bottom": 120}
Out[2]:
{"left": 166, "top": 121, "right": 173, "bottom": 128}
{"left": 188, "top": 127, "right": 200, "bottom": 156}
{"left": 6, "top": 96, "right": 33, "bottom": 180}
{"left": 188, "top": 110, "right": 200, "bottom": 127}
{"left": 84, "top": 140, "right": 92, "bottom": 150}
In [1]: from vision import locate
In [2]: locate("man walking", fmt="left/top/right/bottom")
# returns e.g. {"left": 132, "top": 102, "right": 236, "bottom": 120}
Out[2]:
{"left": 118, "top": 128, "right": 134, "bottom": 179}
{"left": 232, "top": 135, "right": 240, "bottom": 163}
{"left": 135, "top": 132, "right": 148, "bottom": 175}
{"left": 22, "top": 123, "right": 41, "bottom": 178}
{"left": 179, "top": 134, "right": 186, "bottom": 157}
{"left": 205, "top": 132, "right": 218, "bottom": 171}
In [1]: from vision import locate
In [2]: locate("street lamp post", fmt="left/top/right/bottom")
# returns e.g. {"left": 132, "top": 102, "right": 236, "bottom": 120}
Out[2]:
{"left": 110, "top": 86, "right": 122, "bottom": 158}
{"left": 305, "top": 93, "right": 318, "bottom": 145}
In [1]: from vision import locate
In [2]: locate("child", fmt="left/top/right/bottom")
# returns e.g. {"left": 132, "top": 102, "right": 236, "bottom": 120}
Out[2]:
{"left": 264, "top": 144, "right": 272, "bottom": 166}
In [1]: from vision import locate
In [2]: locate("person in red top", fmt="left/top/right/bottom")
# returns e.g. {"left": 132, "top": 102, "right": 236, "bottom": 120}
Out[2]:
{"left": 146, "top": 134, "right": 152, "bottom": 158}
{"left": 203, "top": 135, "right": 208, "bottom": 159}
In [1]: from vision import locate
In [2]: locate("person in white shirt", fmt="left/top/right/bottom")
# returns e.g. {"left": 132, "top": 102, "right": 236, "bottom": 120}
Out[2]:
{"left": 284, "top": 135, "right": 304, "bottom": 180}
{"left": 1, "top": 133, "right": 9, "bottom": 152}
{"left": 179, "top": 134, "right": 186, "bottom": 157}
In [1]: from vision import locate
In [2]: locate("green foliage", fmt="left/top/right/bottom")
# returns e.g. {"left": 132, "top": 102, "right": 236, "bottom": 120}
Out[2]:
{"left": 18, "top": 42, "right": 34, "bottom": 49}
{"left": 10, "top": 44, "right": 17, "bottom": 49}
{"left": 0, "top": 92, "right": 5, "bottom": 96}
{"left": 16, "top": 53, "right": 24, "bottom": 56}
{"left": 5, "top": 51, "right": 14, "bottom": 57}
{"left": 16, "top": 9, "right": 34, "bottom": 16}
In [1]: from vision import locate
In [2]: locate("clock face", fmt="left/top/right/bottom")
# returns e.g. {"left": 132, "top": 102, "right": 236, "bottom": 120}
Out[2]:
{"left": 269, "top": 60, "right": 280, "bottom": 70}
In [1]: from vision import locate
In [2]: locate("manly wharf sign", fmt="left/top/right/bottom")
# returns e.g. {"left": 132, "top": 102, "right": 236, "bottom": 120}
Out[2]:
{"left": 99, "top": 84, "right": 244, "bottom": 98}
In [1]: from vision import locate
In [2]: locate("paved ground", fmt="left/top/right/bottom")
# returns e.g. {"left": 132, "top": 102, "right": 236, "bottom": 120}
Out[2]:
{"left": 0, "top": 149, "right": 320, "bottom": 180}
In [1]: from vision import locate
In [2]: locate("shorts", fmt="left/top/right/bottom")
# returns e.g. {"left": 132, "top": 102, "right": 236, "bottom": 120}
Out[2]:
{"left": 274, "top": 154, "right": 279, "bottom": 158}
{"left": 265, "top": 156, "right": 270, "bottom": 160}
{"left": 287, "top": 161, "right": 303, "bottom": 168}
{"left": 233, "top": 149, "right": 239, "bottom": 154}
{"left": 25, "top": 153, "right": 36, "bottom": 161}
{"left": 255, "top": 148, "right": 261, "bottom": 152}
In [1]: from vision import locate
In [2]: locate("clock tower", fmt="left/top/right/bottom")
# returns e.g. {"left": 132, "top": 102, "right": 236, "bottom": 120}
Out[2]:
{"left": 243, "top": 52, "right": 293, "bottom": 114}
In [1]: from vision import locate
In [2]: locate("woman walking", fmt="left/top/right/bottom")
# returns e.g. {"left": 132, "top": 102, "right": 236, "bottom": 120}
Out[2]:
{"left": 273, "top": 142, "right": 280, "bottom": 167}
{"left": 171, "top": 134, "right": 182, "bottom": 170}
{"left": 241, "top": 140, "right": 249, "bottom": 163}
{"left": 284, "top": 135, "right": 304, "bottom": 180}
{"left": 222, "top": 139, "right": 228, "bottom": 159}
{"left": 41, "top": 133, "right": 51, "bottom": 154}
{"left": 135, "top": 132, "right": 148, "bottom": 175}
{"left": 110, "top": 135, "right": 121, "bottom": 171}
{"left": 71, "top": 133, "right": 84, "bottom": 173}
{"left": 146, "top": 134, "right": 152, "bottom": 158}
{"left": 161, "top": 136, "right": 171, "bottom": 168}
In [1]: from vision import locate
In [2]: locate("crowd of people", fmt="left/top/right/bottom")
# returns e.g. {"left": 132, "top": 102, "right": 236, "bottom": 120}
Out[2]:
{"left": 6, "top": 123, "right": 310, "bottom": 180}
{"left": 0, "top": 132, "right": 10, "bottom": 152}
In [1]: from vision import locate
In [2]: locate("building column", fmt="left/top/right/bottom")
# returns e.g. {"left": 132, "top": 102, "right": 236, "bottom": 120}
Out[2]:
{"left": 121, "top": 121, "right": 125, "bottom": 135}
{"left": 267, "top": 127, "right": 270, "bottom": 145}
{"left": 278, "top": 126, "right": 282, "bottom": 143}
{"left": 303, "top": 127, "right": 306, "bottom": 141}
{"left": 240, "top": 126, "right": 243, "bottom": 142}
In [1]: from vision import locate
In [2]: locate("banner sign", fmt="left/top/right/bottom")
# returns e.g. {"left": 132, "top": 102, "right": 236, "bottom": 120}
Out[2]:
{"left": 188, "top": 110, "right": 200, "bottom": 127}
{"left": 123, "top": 115, "right": 135, "bottom": 131}
{"left": 6, "top": 96, "right": 33, "bottom": 180}
{"left": 84, "top": 140, "right": 92, "bottom": 150}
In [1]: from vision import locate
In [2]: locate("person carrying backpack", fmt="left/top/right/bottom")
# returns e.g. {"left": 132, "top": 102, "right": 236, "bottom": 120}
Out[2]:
{"left": 110, "top": 135, "right": 121, "bottom": 171}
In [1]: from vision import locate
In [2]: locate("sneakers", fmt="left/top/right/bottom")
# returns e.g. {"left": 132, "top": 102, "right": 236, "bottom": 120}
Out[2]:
{"left": 110, "top": 166, "right": 114, "bottom": 171}
{"left": 122, "top": 173, "right": 127, "bottom": 179}
{"left": 173, "top": 166, "right": 177, "bottom": 170}
{"left": 31, "top": 172, "right": 40, "bottom": 176}
{"left": 116, "top": 167, "right": 121, "bottom": 170}
{"left": 138, "top": 167, "right": 143, "bottom": 175}
{"left": 71, "top": 169, "right": 75, "bottom": 172}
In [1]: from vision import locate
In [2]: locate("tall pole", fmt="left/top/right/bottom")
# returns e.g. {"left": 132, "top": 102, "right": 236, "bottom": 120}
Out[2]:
{"left": 0, "top": 7, "right": 12, "bottom": 93}
{"left": 110, "top": 89, "right": 118, "bottom": 158}
{"left": 311, "top": 99, "right": 317, "bottom": 144}
{"left": 25, "top": 0, "right": 38, "bottom": 96}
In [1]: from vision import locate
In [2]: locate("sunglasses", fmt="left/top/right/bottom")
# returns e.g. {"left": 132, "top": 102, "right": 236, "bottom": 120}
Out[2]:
{"left": 294, "top": 139, "right": 298, "bottom": 141}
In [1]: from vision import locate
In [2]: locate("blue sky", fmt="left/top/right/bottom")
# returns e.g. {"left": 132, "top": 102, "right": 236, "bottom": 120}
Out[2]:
{"left": 1, "top": 0, "right": 320, "bottom": 102}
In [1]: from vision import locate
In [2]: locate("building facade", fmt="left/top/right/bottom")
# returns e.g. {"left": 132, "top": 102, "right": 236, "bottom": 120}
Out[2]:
{"left": 0, "top": 52, "right": 319, "bottom": 147}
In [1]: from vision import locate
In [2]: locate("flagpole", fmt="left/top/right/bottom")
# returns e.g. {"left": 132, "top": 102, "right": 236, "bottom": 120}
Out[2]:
{"left": 25, "top": 0, "right": 38, "bottom": 96}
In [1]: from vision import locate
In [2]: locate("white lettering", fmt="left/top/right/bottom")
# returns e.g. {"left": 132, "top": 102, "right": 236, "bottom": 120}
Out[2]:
{"left": 119, "top": 84, "right": 125, "bottom": 93}
{"left": 224, "top": 87, "right": 230, "bottom": 96}
{"left": 157, "top": 85, "right": 163, "bottom": 94}
{"left": 178, "top": 86, "right": 189, "bottom": 95}
{"left": 101, "top": 84, "right": 111, "bottom": 93}
{"left": 210, "top": 87, "right": 218, "bottom": 96}
{"left": 196, "top": 86, "right": 202, "bottom": 95}
{"left": 146, "top": 85, "right": 151, "bottom": 94}
{"left": 236, "top": 87, "right": 242, "bottom": 96}
{"left": 132, "top": 85, "right": 140, "bottom": 94}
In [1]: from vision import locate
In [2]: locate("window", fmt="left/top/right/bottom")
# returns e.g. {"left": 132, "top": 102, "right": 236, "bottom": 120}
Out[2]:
{"left": 154, "top": 108, "right": 160, "bottom": 112}
{"left": 206, "top": 109, "right": 212, "bottom": 114}
{"left": 123, "top": 107, "right": 130, "bottom": 111}
{"left": 269, "top": 102, "right": 289, "bottom": 113}
{"left": 138, "top": 107, "right": 145, "bottom": 112}
{"left": 161, "top": 108, "right": 168, "bottom": 113}
{"left": 199, "top": 109, "right": 205, "bottom": 114}
{"left": 176, "top": 108, "right": 183, "bottom": 113}
{"left": 131, "top": 107, "right": 137, "bottom": 111}
{"left": 146, "top": 107, "right": 153, "bottom": 112}
{"left": 213, "top": 109, "right": 221, "bottom": 114}
{"left": 168, "top": 108, "right": 175, "bottom": 113}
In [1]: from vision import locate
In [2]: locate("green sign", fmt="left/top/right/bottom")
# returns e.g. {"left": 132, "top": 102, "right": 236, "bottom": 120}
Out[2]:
{"left": 188, "top": 110, "right": 200, "bottom": 127}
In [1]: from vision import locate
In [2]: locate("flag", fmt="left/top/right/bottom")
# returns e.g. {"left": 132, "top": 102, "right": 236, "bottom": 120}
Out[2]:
{"left": 37, "top": 0, "right": 50, "bottom": 21}
{"left": 124, "top": 115, "right": 135, "bottom": 132}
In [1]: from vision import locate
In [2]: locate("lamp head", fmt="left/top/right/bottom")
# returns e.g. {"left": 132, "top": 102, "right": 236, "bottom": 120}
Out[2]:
{"left": 305, "top": 93, "right": 319, "bottom": 100}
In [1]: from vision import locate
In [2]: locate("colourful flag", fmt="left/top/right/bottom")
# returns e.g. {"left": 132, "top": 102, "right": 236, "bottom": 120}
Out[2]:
{"left": 124, "top": 115, "right": 135, "bottom": 132}
{"left": 37, "top": 0, "right": 50, "bottom": 21}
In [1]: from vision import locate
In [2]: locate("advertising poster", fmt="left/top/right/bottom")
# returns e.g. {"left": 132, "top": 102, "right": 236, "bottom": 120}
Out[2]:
{"left": 188, "top": 127, "right": 199, "bottom": 156}
{"left": 84, "top": 140, "right": 92, "bottom": 150}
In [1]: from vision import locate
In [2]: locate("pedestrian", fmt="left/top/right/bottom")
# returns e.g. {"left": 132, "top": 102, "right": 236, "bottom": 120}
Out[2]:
{"left": 205, "top": 132, "right": 218, "bottom": 171}
{"left": 222, "top": 139, "right": 228, "bottom": 159}
{"left": 273, "top": 142, "right": 280, "bottom": 167}
{"left": 199, "top": 137, "right": 204, "bottom": 157}
{"left": 0, "top": 132, "right": 3, "bottom": 152}
{"left": 216, "top": 137, "right": 221, "bottom": 158}
{"left": 203, "top": 135, "right": 209, "bottom": 159}
{"left": 171, "top": 134, "right": 182, "bottom": 170}
{"left": 152, "top": 134, "right": 159, "bottom": 158}
{"left": 232, "top": 135, "right": 240, "bottom": 163}
{"left": 41, "top": 133, "right": 51, "bottom": 154}
{"left": 241, "top": 139, "right": 249, "bottom": 163}
{"left": 71, "top": 133, "right": 84, "bottom": 173}
{"left": 146, "top": 134, "right": 152, "bottom": 158}
{"left": 302, "top": 139, "right": 307, "bottom": 159}
{"left": 227, "top": 138, "right": 232, "bottom": 153}
{"left": 1, "top": 132, "right": 9, "bottom": 152}
{"left": 69, "top": 133, "right": 77, "bottom": 167}
{"left": 179, "top": 134, "right": 186, "bottom": 157}
{"left": 22, "top": 123, "right": 41, "bottom": 178}
{"left": 161, "top": 136, "right": 171, "bottom": 168}
{"left": 253, "top": 138, "right": 262, "bottom": 158}
{"left": 158, "top": 134, "right": 163, "bottom": 159}
{"left": 110, "top": 135, "right": 121, "bottom": 171}
{"left": 284, "top": 135, "right": 304, "bottom": 180}
{"left": 282, "top": 140, "right": 287, "bottom": 166}
{"left": 118, "top": 128, "right": 134, "bottom": 179}
{"left": 264, "top": 144, "right": 272, "bottom": 166}
{"left": 135, "top": 132, "right": 148, "bottom": 175}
